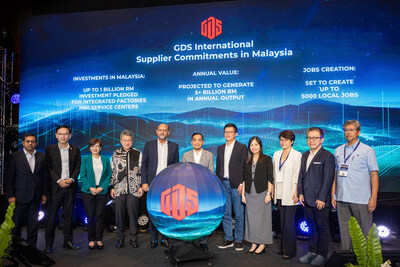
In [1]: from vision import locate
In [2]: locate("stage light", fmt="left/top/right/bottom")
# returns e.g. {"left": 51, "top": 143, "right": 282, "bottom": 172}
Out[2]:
{"left": 84, "top": 217, "right": 88, "bottom": 224}
{"left": 299, "top": 221, "right": 309, "bottom": 233}
{"left": 38, "top": 211, "right": 45, "bottom": 221}
{"left": 138, "top": 214, "right": 149, "bottom": 227}
{"left": 11, "top": 94, "right": 20, "bottom": 104}
{"left": 377, "top": 225, "right": 390, "bottom": 238}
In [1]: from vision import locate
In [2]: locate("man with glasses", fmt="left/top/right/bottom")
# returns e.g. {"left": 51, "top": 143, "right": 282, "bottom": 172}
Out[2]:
{"left": 298, "top": 127, "right": 335, "bottom": 266}
{"left": 6, "top": 133, "right": 47, "bottom": 247}
{"left": 331, "top": 120, "right": 379, "bottom": 250}
{"left": 44, "top": 125, "right": 81, "bottom": 253}
{"left": 216, "top": 123, "right": 247, "bottom": 251}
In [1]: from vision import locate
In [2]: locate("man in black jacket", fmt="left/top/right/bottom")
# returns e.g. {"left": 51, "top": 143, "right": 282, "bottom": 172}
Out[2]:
{"left": 44, "top": 125, "right": 81, "bottom": 253}
{"left": 6, "top": 133, "right": 47, "bottom": 247}
{"left": 297, "top": 127, "right": 335, "bottom": 266}
{"left": 216, "top": 123, "right": 247, "bottom": 251}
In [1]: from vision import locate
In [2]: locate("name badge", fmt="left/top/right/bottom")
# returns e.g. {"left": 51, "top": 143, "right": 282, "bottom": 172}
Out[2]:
{"left": 339, "top": 164, "right": 348, "bottom": 177}
{"left": 276, "top": 171, "right": 283, "bottom": 183}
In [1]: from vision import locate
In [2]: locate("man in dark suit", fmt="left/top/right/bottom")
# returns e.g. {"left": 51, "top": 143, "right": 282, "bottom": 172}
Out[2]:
{"left": 44, "top": 125, "right": 81, "bottom": 253}
{"left": 216, "top": 123, "right": 247, "bottom": 251}
{"left": 141, "top": 123, "right": 179, "bottom": 249}
{"left": 297, "top": 127, "right": 335, "bottom": 266}
{"left": 6, "top": 133, "right": 47, "bottom": 247}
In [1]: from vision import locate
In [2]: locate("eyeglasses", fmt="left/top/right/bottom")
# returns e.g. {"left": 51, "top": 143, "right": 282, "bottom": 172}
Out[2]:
{"left": 343, "top": 128, "right": 357, "bottom": 132}
{"left": 24, "top": 140, "right": 37, "bottom": 143}
{"left": 224, "top": 131, "right": 235, "bottom": 134}
{"left": 306, "top": 137, "right": 322, "bottom": 141}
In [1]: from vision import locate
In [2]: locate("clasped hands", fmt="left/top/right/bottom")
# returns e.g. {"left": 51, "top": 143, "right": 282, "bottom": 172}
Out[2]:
{"left": 58, "top": 178, "right": 74, "bottom": 188}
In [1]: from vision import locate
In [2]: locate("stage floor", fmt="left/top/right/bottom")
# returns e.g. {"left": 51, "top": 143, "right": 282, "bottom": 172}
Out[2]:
{"left": 28, "top": 227, "right": 399, "bottom": 267}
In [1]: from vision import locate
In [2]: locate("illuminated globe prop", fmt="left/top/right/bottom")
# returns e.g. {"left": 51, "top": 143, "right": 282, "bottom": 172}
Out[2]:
{"left": 147, "top": 162, "right": 226, "bottom": 241}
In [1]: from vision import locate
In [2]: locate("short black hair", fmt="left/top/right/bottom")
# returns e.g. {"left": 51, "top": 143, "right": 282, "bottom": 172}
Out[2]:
{"left": 56, "top": 125, "right": 72, "bottom": 134}
{"left": 279, "top": 130, "right": 295, "bottom": 146}
{"left": 191, "top": 133, "right": 204, "bottom": 140}
{"left": 224, "top": 123, "right": 238, "bottom": 133}
{"left": 23, "top": 133, "right": 37, "bottom": 142}
{"left": 307, "top": 127, "right": 324, "bottom": 138}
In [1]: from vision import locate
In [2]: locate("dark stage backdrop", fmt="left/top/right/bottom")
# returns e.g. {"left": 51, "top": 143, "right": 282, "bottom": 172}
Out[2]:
{"left": 19, "top": 0, "right": 400, "bottom": 192}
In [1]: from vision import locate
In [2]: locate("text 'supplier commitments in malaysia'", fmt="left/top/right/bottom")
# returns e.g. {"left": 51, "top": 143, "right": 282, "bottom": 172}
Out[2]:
{"left": 301, "top": 66, "right": 358, "bottom": 99}
{"left": 179, "top": 81, "right": 254, "bottom": 102}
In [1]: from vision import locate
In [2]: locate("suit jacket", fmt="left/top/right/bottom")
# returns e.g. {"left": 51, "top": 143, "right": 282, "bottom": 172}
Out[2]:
{"left": 272, "top": 149, "right": 302, "bottom": 206}
{"left": 244, "top": 154, "right": 273, "bottom": 194}
{"left": 6, "top": 150, "right": 47, "bottom": 203}
{"left": 80, "top": 154, "right": 111, "bottom": 195}
{"left": 141, "top": 139, "right": 179, "bottom": 185}
{"left": 181, "top": 149, "right": 214, "bottom": 172}
{"left": 216, "top": 141, "right": 247, "bottom": 188}
{"left": 45, "top": 144, "right": 81, "bottom": 194}
{"left": 297, "top": 147, "right": 335, "bottom": 207}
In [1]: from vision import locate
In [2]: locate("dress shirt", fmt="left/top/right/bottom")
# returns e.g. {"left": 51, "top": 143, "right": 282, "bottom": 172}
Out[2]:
{"left": 92, "top": 156, "right": 103, "bottom": 186}
{"left": 23, "top": 148, "right": 36, "bottom": 173}
{"left": 224, "top": 140, "right": 236, "bottom": 178}
{"left": 156, "top": 140, "right": 168, "bottom": 175}
{"left": 193, "top": 149, "right": 203, "bottom": 164}
{"left": 306, "top": 146, "right": 321, "bottom": 171}
{"left": 334, "top": 141, "right": 379, "bottom": 204}
{"left": 59, "top": 143, "right": 70, "bottom": 180}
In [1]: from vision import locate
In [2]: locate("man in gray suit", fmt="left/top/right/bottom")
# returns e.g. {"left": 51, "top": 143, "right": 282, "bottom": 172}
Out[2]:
{"left": 181, "top": 132, "right": 214, "bottom": 250}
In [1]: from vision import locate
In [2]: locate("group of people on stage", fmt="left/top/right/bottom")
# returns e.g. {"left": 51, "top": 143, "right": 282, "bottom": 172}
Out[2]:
{"left": 5, "top": 120, "right": 379, "bottom": 266}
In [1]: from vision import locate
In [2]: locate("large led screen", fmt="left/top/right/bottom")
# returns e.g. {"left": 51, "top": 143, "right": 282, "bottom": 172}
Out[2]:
{"left": 19, "top": 0, "right": 400, "bottom": 192}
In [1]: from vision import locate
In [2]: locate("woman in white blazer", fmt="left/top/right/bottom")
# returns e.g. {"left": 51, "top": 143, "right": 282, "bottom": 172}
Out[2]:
{"left": 273, "top": 130, "right": 302, "bottom": 260}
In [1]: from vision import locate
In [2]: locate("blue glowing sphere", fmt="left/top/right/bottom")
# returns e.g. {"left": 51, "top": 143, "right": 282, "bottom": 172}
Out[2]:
{"left": 147, "top": 162, "right": 226, "bottom": 241}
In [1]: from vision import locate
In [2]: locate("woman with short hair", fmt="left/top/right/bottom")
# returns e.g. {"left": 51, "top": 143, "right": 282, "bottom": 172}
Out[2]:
{"left": 80, "top": 138, "right": 111, "bottom": 250}
{"left": 273, "top": 130, "right": 302, "bottom": 259}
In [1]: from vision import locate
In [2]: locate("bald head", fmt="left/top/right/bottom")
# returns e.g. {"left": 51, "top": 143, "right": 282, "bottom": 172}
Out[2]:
{"left": 156, "top": 123, "right": 170, "bottom": 141}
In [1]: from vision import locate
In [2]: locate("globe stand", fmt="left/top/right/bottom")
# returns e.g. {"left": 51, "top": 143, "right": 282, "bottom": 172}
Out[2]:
{"left": 164, "top": 242, "right": 213, "bottom": 267}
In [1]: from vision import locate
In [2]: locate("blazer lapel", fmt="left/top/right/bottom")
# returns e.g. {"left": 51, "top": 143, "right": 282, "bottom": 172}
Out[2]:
{"left": 153, "top": 140, "right": 159, "bottom": 167}
{"left": 167, "top": 141, "right": 173, "bottom": 164}
{"left": 68, "top": 146, "right": 73, "bottom": 177}
{"left": 55, "top": 145, "right": 62, "bottom": 176}
{"left": 99, "top": 155, "right": 107, "bottom": 184}
{"left": 303, "top": 150, "right": 311, "bottom": 175}
{"left": 199, "top": 151, "right": 207, "bottom": 166}
{"left": 33, "top": 152, "right": 41, "bottom": 174}
{"left": 20, "top": 151, "right": 33, "bottom": 173}
{"left": 305, "top": 148, "right": 323, "bottom": 175}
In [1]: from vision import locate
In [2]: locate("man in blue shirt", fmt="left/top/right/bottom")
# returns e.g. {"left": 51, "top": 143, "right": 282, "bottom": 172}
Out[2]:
{"left": 331, "top": 120, "right": 379, "bottom": 250}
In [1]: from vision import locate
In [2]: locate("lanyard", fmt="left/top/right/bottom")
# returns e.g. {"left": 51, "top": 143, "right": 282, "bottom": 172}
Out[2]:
{"left": 279, "top": 150, "right": 291, "bottom": 171}
{"left": 344, "top": 140, "right": 360, "bottom": 164}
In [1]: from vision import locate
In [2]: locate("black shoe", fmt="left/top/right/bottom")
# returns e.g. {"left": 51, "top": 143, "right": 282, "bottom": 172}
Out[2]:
{"left": 89, "top": 244, "right": 95, "bottom": 250}
{"left": 130, "top": 240, "right": 138, "bottom": 248}
{"left": 96, "top": 244, "right": 103, "bottom": 249}
{"left": 44, "top": 245, "right": 53, "bottom": 254}
{"left": 235, "top": 242, "right": 244, "bottom": 251}
{"left": 282, "top": 255, "right": 294, "bottom": 260}
{"left": 217, "top": 240, "right": 234, "bottom": 249}
{"left": 160, "top": 239, "right": 170, "bottom": 248}
{"left": 116, "top": 240, "right": 124, "bottom": 248}
{"left": 147, "top": 240, "right": 158, "bottom": 249}
{"left": 63, "top": 241, "right": 80, "bottom": 250}
{"left": 200, "top": 244, "right": 209, "bottom": 251}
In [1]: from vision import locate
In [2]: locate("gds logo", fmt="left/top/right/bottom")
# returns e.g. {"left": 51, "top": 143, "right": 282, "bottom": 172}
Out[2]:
{"left": 201, "top": 16, "right": 222, "bottom": 40}
{"left": 160, "top": 184, "right": 199, "bottom": 221}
